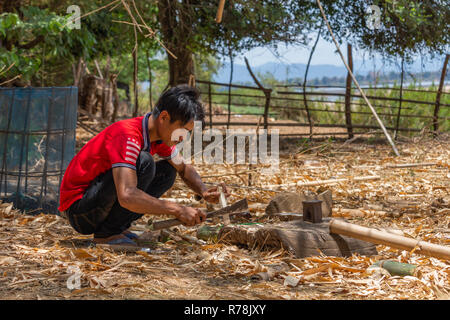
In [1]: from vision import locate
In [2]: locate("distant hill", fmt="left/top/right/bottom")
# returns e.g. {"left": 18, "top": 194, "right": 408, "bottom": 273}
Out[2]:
{"left": 212, "top": 59, "right": 445, "bottom": 84}
{"left": 213, "top": 62, "right": 347, "bottom": 83}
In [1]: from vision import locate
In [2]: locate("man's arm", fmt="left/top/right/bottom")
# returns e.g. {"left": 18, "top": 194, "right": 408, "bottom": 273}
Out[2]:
{"left": 112, "top": 166, "right": 205, "bottom": 226}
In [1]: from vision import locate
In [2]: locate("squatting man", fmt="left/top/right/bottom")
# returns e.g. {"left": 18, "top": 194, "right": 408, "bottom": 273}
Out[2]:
{"left": 59, "top": 85, "right": 230, "bottom": 245}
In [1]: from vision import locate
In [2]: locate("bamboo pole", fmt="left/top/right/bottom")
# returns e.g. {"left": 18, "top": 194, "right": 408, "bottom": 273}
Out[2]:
{"left": 384, "top": 162, "right": 436, "bottom": 168}
{"left": 330, "top": 219, "right": 450, "bottom": 260}
{"left": 433, "top": 54, "right": 449, "bottom": 135}
{"left": 316, "top": 0, "right": 400, "bottom": 156}
{"left": 371, "top": 260, "right": 418, "bottom": 277}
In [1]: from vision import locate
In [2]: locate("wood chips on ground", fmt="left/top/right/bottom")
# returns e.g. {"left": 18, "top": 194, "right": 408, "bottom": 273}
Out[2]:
{"left": 0, "top": 131, "right": 449, "bottom": 300}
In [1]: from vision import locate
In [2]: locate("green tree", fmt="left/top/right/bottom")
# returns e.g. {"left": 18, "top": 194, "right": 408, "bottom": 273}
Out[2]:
{"left": 0, "top": 6, "right": 96, "bottom": 86}
{"left": 156, "top": 0, "right": 316, "bottom": 86}
{"left": 318, "top": 0, "right": 449, "bottom": 61}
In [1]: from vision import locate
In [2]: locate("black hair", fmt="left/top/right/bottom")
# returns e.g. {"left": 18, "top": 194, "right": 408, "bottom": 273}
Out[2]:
{"left": 153, "top": 84, "right": 205, "bottom": 128}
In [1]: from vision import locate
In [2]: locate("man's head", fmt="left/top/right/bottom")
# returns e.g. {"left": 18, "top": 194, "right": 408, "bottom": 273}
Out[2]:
{"left": 152, "top": 84, "right": 205, "bottom": 147}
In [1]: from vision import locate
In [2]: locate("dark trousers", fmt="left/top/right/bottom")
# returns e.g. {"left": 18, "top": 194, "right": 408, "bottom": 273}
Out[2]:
{"left": 66, "top": 152, "right": 176, "bottom": 238}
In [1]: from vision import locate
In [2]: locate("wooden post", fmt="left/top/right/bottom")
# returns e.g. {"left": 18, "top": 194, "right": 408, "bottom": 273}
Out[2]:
{"left": 227, "top": 54, "right": 233, "bottom": 129}
{"left": 263, "top": 89, "right": 272, "bottom": 130}
{"left": 244, "top": 57, "right": 271, "bottom": 129}
{"left": 344, "top": 44, "right": 354, "bottom": 139}
{"left": 394, "top": 57, "right": 405, "bottom": 140}
{"left": 433, "top": 54, "right": 449, "bottom": 135}
{"left": 208, "top": 81, "right": 213, "bottom": 129}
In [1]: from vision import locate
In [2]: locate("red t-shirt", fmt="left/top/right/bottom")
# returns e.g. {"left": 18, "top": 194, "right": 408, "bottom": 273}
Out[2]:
{"left": 58, "top": 112, "right": 177, "bottom": 212}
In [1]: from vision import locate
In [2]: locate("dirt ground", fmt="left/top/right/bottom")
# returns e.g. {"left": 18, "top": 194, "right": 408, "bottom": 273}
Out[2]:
{"left": 0, "top": 120, "right": 449, "bottom": 300}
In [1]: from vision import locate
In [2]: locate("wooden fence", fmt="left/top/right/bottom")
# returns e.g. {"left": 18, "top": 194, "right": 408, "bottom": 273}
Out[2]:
{"left": 195, "top": 54, "right": 449, "bottom": 139}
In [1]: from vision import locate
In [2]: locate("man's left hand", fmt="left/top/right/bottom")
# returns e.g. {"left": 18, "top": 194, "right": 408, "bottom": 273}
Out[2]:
{"left": 201, "top": 183, "right": 230, "bottom": 204}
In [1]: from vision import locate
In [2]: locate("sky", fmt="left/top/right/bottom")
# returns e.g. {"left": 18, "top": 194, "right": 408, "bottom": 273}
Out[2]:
{"left": 232, "top": 37, "right": 347, "bottom": 66}
{"left": 228, "top": 34, "right": 446, "bottom": 72}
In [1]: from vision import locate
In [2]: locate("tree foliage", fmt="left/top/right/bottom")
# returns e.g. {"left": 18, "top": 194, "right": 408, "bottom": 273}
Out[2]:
{"left": 0, "top": 6, "right": 96, "bottom": 85}
{"left": 0, "top": 0, "right": 448, "bottom": 87}
{"left": 319, "top": 0, "right": 449, "bottom": 60}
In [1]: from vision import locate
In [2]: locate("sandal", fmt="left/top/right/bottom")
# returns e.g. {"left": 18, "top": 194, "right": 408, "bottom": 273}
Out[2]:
{"left": 122, "top": 231, "right": 139, "bottom": 240}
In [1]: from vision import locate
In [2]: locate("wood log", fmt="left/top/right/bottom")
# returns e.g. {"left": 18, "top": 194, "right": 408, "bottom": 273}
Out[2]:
{"left": 219, "top": 218, "right": 377, "bottom": 258}
{"left": 330, "top": 219, "right": 450, "bottom": 260}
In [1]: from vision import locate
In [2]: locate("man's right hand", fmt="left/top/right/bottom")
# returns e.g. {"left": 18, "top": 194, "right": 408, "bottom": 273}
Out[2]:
{"left": 176, "top": 206, "right": 206, "bottom": 226}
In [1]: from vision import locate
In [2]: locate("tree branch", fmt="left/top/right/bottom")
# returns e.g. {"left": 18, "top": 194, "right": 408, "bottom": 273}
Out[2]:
{"left": 17, "top": 35, "right": 44, "bottom": 50}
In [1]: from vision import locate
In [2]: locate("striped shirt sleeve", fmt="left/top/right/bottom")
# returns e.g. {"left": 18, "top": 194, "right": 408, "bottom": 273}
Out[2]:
{"left": 108, "top": 135, "right": 142, "bottom": 170}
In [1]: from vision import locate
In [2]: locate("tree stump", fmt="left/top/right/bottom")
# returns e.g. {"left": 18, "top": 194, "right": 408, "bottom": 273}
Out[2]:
{"left": 79, "top": 74, "right": 113, "bottom": 118}
{"left": 218, "top": 218, "right": 377, "bottom": 258}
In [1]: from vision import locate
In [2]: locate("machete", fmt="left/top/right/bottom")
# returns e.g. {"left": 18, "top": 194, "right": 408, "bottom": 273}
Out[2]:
{"left": 148, "top": 198, "right": 248, "bottom": 231}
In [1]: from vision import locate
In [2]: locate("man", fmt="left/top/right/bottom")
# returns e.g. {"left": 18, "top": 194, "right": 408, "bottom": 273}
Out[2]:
{"left": 59, "top": 84, "right": 229, "bottom": 245}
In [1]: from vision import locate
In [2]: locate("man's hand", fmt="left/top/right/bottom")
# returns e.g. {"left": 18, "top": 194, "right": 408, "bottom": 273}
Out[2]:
{"left": 201, "top": 183, "right": 230, "bottom": 204}
{"left": 176, "top": 206, "right": 206, "bottom": 226}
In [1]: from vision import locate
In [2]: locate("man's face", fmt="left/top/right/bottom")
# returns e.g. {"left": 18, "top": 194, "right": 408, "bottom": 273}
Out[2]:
{"left": 157, "top": 110, "right": 194, "bottom": 147}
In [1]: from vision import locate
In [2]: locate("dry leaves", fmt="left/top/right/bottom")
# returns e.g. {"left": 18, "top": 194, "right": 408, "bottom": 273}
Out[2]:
{"left": 0, "top": 135, "right": 449, "bottom": 299}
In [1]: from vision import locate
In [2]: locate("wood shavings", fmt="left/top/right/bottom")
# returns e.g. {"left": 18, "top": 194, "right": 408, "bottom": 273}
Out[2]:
{"left": 0, "top": 137, "right": 449, "bottom": 299}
